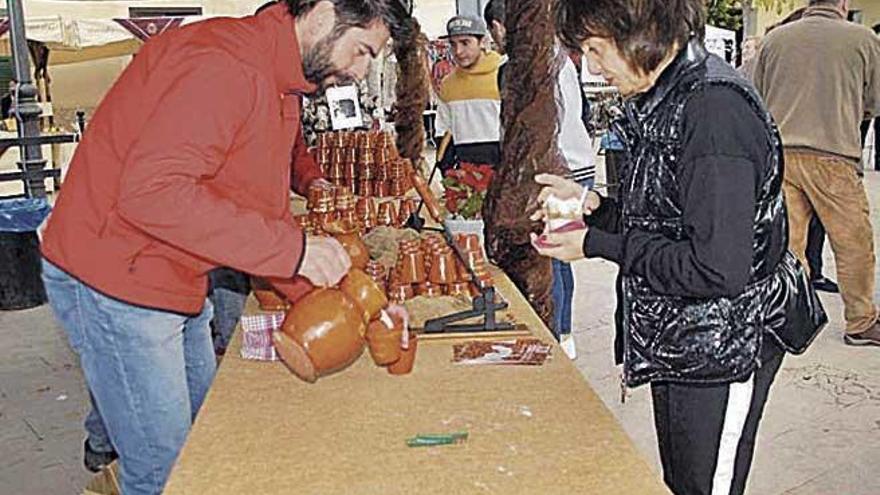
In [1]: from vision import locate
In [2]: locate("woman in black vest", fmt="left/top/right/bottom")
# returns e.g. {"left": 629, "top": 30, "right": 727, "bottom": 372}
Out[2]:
{"left": 532, "top": 1, "right": 826, "bottom": 494}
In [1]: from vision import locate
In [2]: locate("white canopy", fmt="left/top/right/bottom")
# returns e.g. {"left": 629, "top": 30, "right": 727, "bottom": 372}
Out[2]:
{"left": 0, "top": 15, "right": 210, "bottom": 65}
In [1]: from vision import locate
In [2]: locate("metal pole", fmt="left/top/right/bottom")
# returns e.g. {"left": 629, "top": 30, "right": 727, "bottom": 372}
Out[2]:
{"left": 7, "top": 0, "right": 46, "bottom": 198}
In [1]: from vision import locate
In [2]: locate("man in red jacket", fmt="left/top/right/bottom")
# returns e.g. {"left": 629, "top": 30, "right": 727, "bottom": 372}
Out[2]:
{"left": 40, "top": 1, "right": 411, "bottom": 493}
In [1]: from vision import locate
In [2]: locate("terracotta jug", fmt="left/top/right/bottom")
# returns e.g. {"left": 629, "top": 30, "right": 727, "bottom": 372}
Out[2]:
{"left": 275, "top": 288, "right": 365, "bottom": 383}
{"left": 275, "top": 269, "right": 387, "bottom": 383}
{"left": 339, "top": 268, "right": 388, "bottom": 323}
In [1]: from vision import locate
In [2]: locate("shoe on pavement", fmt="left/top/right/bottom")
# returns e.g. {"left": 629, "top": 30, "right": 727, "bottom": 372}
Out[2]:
{"left": 810, "top": 276, "right": 839, "bottom": 293}
{"left": 83, "top": 438, "right": 118, "bottom": 473}
{"left": 560, "top": 334, "right": 577, "bottom": 360}
{"left": 844, "top": 322, "right": 880, "bottom": 347}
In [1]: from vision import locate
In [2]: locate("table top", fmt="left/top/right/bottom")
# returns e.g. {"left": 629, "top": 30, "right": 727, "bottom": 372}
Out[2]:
{"left": 163, "top": 267, "right": 668, "bottom": 495}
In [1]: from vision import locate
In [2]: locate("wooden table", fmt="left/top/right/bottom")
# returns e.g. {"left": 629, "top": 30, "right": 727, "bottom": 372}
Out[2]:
{"left": 163, "top": 267, "right": 668, "bottom": 494}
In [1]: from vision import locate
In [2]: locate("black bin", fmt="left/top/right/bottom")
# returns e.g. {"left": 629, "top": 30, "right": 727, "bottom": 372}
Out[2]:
{"left": 0, "top": 199, "right": 51, "bottom": 310}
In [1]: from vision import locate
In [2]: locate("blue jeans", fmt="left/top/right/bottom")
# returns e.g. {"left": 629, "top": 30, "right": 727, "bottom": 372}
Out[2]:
{"left": 551, "top": 259, "right": 574, "bottom": 339}
{"left": 550, "top": 178, "right": 592, "bottom": 339}
{"left": 42, "top": 259, "right": 216, "bottom": 495}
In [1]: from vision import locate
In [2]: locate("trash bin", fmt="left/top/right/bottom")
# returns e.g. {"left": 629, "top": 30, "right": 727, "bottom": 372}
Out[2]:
{"left": 0, "top": 198, "right": 51, "bottom": 310}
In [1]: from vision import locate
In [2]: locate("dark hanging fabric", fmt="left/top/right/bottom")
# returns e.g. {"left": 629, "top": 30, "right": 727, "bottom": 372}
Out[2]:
{"left": 483, "top": 0, "right": 566, "bottom": 327}
{"left": 394, "top": 18, "right": 430, "bottom": 170}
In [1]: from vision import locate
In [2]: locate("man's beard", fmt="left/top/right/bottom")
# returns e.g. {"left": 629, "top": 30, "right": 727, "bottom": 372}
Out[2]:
{"left": 303, "top": 26, "right": 354, "bottom": 93}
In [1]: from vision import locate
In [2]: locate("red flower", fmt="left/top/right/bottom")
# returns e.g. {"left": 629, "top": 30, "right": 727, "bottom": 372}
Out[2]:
{"left": 441, "top": 162, "right": 495, "bottom": 219}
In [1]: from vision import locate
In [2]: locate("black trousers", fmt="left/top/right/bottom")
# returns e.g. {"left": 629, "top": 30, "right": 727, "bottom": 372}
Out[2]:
{"left": 805, "top": 214, "right": 826, "bottom": 279}
{"left": 650, "top": 342, "right": 784, "bottom": 495}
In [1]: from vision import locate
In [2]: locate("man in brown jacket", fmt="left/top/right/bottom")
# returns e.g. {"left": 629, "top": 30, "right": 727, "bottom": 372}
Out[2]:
{"left": 754, "top": 0, "right": 880, "bottom": 345}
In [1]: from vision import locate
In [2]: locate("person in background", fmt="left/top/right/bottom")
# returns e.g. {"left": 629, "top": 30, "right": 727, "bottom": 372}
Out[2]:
{"left": 40, "top": 1, "right": 411, "bottom": 493}
{"left": 757, "top": 6, "right": 839, "bottom": 295}
{"left": 861, "top": 23, "right": 880, "bottom": 172}
{"left": 754, "top": 0, "right": 880, "bottom": 345}
{"left": 484, "top": 0, "right": 594, "bottom": 359}
{"left": 537, "top": 0, "right": 825, "bottom": 492}
{"left": 435, "top": 15, "right": 503, "bottom": 173}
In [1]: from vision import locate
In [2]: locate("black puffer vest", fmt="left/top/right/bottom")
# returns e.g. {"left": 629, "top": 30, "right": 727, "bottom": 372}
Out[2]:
{"left": 613, "top": 39, "right": 826, "bottom": 387}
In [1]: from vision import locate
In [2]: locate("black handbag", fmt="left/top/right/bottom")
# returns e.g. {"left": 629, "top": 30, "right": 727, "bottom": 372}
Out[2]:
{"left": 763, "top": 251, "right": 828, "bottom": 354}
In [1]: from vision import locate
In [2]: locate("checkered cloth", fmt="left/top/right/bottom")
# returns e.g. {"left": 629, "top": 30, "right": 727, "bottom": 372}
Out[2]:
{"left": 239, "top": 312, "right": 286, "bottom": 361}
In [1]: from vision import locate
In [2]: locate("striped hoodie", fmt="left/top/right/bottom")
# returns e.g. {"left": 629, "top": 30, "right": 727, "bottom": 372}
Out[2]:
{"left": 436, "top": 50, "right": 503, "bottom": 166}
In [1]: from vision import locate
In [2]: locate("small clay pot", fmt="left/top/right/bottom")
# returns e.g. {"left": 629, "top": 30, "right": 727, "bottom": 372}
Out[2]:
{"left": 455, "top": 256, "right": 471, "bottom": 282}
{"left": 397, "top": 198, "right": 414, "bottom": 227}
{"left": 375, "top": 180, "right": 390, "bottom": 198}
{"left": 388, "top": 283, "right": 414, "bottom": 304}
{"left": 397, "top": 250, "right": 426, "bottom": 285}
{"left": 416, "top": 282, "right": 443, "bottom": 298}
{"left": 388, "top": 333, "right": 418, "bottom": 375}
{"left": 377, "top": 201, "right": 396, "bottom": 227}
{"left": 428, "top": 250, "right": 456, "bottom": 285}
{"left": 447, "top": 282, "right": 470, "bottom": 297}
{"left": 356, "top": 179, "right": 372, "bottom": 198}
{"left": 365, "top": 314, "right": 403, "bottom": 366}
{"left": 457, "top": 233, "right": 481, "bottom": 252}
{"left": 317, "top": 132, "right": 332, "bottom": 149}
{"left": 364, "top": 260, "right": 388, "bottom": 291}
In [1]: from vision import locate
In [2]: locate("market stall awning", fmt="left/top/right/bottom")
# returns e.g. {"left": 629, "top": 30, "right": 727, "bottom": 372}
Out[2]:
{"left": 0, "top": 15, "right": 208, "bottom": 65}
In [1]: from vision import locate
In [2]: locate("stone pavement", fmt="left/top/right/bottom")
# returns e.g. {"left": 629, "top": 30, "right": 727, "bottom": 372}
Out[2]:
{"left": 0, "top": 172, "right": 878, "bottom": 494}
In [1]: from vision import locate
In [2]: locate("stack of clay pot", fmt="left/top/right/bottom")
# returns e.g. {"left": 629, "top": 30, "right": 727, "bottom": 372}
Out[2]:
{"left": 316, "top": 130, "right": 402, "bottom": 199}
{"left": 314, "top": 130, "right": 444, "bottom": 224}
{"left": 362, "top": 234, "right": 494, "bottom": 305}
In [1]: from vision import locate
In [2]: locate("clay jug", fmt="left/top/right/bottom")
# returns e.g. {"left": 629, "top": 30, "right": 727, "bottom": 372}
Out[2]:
{"left": 275, "top": 269, "right": 388, "bottom": 383}
{"left": 276, "top": 288, "right": 366, "bottom": 383}
{"left": 339, "top": 268, "right": 388, "bottom": 323}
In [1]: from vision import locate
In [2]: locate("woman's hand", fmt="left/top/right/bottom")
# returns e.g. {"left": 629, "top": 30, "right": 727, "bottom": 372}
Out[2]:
{"left": 530, "top": 174, "right": 602, "bottom": 222}
{"left": 530, "top": 227, "right": 589, "bottom": 262}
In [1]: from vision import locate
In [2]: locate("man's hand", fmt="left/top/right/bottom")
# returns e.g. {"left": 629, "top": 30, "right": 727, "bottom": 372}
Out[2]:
{"left": 530, "top": 227, "right": 589, "bottom": 262}
{"left": 310, "top": 177, "right": 333, "bottom": 190}
{"left": 298, "top": 235, "right": 351, "bottom": 287}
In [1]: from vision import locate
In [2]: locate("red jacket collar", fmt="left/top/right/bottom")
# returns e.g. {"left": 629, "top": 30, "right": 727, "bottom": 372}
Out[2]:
{"left": 257, "top": 3, "right": 317, "bottom": 95}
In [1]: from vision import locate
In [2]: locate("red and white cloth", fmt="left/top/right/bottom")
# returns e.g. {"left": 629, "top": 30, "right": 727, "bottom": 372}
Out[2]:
{"left": 240, "top": 312, "right": 285, "bottom": 361}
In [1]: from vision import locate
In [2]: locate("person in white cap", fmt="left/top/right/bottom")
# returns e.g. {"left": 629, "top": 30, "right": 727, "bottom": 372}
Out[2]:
{"left": 435, "top": 15, "right": 503, "bottom": 171}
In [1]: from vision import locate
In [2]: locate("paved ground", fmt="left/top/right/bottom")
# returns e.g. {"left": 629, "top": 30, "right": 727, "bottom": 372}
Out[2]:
{"left": 0, "top": 170, "right": 878, "bottom": 494}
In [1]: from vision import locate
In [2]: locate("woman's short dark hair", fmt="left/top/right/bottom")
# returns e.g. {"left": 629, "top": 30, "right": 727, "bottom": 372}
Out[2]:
{"left": 284, "top": 0, "right": 410, "bottom": 37}
{"left": 483, "top": 0, "right": 505, "bottom": 27}
{"left": 556, "top": 0, "right": 705, "bottom": 74}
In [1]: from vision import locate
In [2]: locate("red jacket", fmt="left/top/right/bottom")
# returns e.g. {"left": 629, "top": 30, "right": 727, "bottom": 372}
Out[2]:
{"left": 42, "top": 5, "right": 322, "bottom": 314}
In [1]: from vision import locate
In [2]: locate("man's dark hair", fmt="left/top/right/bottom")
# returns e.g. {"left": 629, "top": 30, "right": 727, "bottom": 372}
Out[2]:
{"left": 556, "top": 0, "right": 706, "bottom": 74}
{"left": 808, "top": 0, "right": 840, "bottom": 6}
{"left": 255, "top": 1, "right": 277, "bottom": 14}
{"left": 483, "top": 0, "right": 505, "bottom": 27}
{"left": 284, "top": 0, "right": 410, "bottom": 37}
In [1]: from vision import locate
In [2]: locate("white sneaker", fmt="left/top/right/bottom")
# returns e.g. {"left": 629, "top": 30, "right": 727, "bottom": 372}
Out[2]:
{"left": 560, "top": 334, "right": 577, "bottom": 360}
